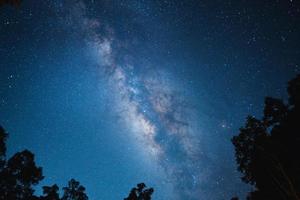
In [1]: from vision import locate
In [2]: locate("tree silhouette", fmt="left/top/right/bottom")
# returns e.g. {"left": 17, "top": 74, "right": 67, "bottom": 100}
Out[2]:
{"left": 232, "top": 74, "right": 300, "bottom": 200}
{"left": 61, "top": 179, "right": 88, "bottom": 200}
{"left": 124, "top": 183, "right": 154, "bottom": 200}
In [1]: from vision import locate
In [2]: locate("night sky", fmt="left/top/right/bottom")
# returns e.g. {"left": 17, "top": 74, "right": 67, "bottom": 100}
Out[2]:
{"left": 1, "top": 0, "right": 300, "bottom": 199}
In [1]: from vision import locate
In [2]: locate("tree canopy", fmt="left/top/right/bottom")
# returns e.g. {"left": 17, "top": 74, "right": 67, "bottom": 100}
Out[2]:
{"left": 232, "top": 74, "right": 300, "bottom": 200}
{"left": 124, "top": 183, "right": 154, "bottom": 200}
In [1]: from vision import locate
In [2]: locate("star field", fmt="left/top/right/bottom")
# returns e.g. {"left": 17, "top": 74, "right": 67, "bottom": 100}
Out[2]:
{"left": 1, "top": 0, "right": 300, "bottom": 200}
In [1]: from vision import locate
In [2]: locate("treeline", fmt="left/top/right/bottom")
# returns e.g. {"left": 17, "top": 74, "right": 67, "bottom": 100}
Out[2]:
{"left": 0, "top": 126, "right": 153, "bottom": 200}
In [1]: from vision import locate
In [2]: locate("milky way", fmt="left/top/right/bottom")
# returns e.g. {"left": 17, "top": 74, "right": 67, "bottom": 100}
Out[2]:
{"left": 63, "top": 2, "right": 205, "bottom": 199}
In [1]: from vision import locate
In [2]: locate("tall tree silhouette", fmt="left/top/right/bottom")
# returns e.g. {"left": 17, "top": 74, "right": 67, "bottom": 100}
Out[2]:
{"left": 232, "top": 74, "right": 300, "bottom": 200}
{"left": 0, "top": 126, "right": 7, "bottom": 170}
{"left": 124, "top": 183, "right": 154, "bottom": 200}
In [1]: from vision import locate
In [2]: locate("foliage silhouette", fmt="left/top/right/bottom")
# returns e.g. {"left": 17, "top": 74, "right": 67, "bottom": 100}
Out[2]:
{"left": 232, "top": 74, "right": 300, "bottom": 200}
{"left": 62, "top": 179, "right": 88, "bottom": 200}
{"left": 124, "top": 183, "right": 154, "bottom": 200}
{"left": 0, "top": 127, "right": 43, "bottom": 200}
{"left": 40, "top": 184, "right": 60, "bottom": 200}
